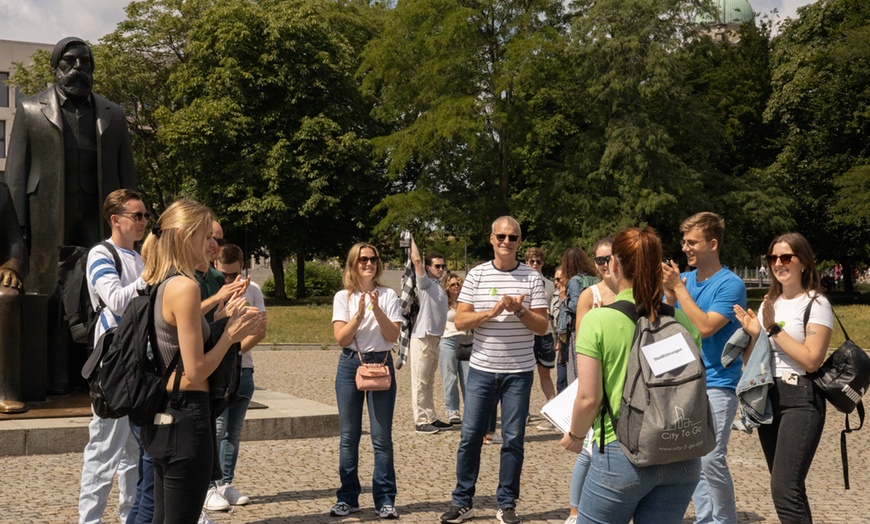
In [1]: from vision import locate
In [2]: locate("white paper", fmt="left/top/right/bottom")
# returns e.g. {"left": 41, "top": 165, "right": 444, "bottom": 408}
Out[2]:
{"left": 641, "top": 333, "right": 696, "bottom": 376}
{"left": 540, "top": 379, "right": 578, "bottom": 434}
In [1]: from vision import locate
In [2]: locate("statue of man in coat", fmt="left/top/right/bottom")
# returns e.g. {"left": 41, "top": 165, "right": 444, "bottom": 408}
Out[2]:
{"left": 4, "top": 37, "right": 136, "bottom": 394}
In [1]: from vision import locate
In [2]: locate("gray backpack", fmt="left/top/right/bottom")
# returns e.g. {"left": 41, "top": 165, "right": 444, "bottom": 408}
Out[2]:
{"left": 601, "top": 301, "right": 715, "bottom": 467}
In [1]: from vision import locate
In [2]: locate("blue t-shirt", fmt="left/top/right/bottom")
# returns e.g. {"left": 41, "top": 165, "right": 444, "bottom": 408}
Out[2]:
{"left": 678, "top": 267, "right": 746, "bottom": 390}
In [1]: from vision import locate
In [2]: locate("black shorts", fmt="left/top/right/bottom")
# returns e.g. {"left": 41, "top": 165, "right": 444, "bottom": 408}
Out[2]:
{"left": 534, "top": 334, "right": 556, "bottom": 368}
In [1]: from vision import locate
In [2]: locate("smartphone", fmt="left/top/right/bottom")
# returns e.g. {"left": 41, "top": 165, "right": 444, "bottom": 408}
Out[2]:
{"left": 153, "top": 412, "right": 174, "bottom": 425}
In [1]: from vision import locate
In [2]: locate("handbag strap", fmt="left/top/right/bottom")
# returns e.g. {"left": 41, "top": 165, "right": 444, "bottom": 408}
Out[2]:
{"left": 346, "top": 290, "right": 388, "bottom": 366}
{"left": 802, "top": 293, "right": 851, "bottom": 341}
{"left": 840, "top": 401, "right": 864, "bottom": 490}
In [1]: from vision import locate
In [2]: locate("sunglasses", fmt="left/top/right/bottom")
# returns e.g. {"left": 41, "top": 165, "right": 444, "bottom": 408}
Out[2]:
{"left": 214, "top": 238, "right": 228, "bottom": 247}
{"left": 116, "top": 212, "right": 150, "bottom": 222}
{"left": 358, "top": 256, "right": 379, "bottom": 265}
{"left": 449, "top": 282, "right": 462, "bottom": 288}
{"left": 432, "top": 264, "right": 447, "bottom": 269}
{"left": 594, "top": 255, "right": 611, "bottom": 265}
{"left": 527, "top": 259, "right": 542, "bottom": 266}
{"left": 767, "top": 254, "right": 797, "bottom": 265}
{"left": 220, "top": 271, "right": 240, "bottom": 280}
{"left": 495, "top": 234, "right": 519, "bottom": 243}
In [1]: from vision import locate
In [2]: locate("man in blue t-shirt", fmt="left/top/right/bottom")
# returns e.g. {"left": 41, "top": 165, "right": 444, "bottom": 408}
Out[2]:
{"left": 663, "top": 212, "right": 746, "bottom": 524}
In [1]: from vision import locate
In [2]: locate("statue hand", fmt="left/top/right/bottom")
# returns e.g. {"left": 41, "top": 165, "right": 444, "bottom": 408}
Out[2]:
{"left": 0, "top": 268, "right": 22, "bottom": 290}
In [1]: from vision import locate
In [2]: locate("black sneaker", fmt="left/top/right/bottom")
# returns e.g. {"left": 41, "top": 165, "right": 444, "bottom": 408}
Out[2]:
{"left": 432, "top": 419, "right": 453, "bottom": 429}
{"left": 441, "top": 505, "right": 474, "bottom": 523}
{"left": 497, "top": 507, "right": 521, "bottom": 524}
{"left": 416, "top": 423, "right": 440, "bottom": 434}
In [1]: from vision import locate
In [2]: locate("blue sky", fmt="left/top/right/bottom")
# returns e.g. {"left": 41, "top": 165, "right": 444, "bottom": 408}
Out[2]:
{"left": 0, "top": 0, "right": 816, "bottom": 45}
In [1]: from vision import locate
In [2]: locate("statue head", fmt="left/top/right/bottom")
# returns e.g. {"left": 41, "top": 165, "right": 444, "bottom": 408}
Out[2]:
{"left": 51, "top": 37, "right": 94, "bottom": 101}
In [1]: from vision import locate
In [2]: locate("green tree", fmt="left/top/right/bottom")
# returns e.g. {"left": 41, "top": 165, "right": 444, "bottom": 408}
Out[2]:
{"left": 765, "top": 0, "right": 870, "bottom": 289}
{"left": 162, "top": 0, "right": 386, "bottom": 298}
{"left": 681, "top": 22, "right": 793, "bottom": 266}
{"left": 360, "top": 0, "right": 569, "bottom": 256}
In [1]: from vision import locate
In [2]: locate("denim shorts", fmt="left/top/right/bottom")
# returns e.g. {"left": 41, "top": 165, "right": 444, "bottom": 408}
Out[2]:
{"left": 534, "top": 334, "right": 556, "bottom": 368}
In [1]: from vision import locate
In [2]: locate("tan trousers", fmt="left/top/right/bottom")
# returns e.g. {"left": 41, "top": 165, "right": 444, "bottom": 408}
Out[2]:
{"left": 410, "top": 335, "right": 441, "bottom": 425}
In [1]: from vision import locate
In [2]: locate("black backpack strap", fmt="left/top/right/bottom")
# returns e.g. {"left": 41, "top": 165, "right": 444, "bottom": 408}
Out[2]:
{"left": 840, "top": 401, "right": 864, "bottom": 490}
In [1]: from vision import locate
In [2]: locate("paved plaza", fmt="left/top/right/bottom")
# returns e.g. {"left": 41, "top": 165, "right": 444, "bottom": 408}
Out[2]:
{"left": 2, "top": 347, "right": 868, "bottom": 523}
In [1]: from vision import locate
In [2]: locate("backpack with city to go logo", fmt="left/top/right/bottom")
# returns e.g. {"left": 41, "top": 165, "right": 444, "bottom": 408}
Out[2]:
{"left": 600, "top": 301, "right": 715, "bottom": 467}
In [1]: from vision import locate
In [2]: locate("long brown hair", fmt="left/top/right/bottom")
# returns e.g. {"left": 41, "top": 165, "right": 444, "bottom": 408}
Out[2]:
{"left": 766, "top": 232, "right": 822, "bottom": 301}
{"left": 612, "top": 226, "right": 664, "bottom": 321}
{"left": 342, "top": 242, "right": 384, "bottom": 293}
{"left": 561, "top": 247, "right": 596, "bottom": 280}
{"left": 442, "top": 272, "right": 463, "bottom": 309}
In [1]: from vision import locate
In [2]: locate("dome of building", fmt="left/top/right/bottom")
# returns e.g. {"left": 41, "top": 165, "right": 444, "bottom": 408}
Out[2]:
{"left": 697, "top": 0, "right": 755, "bottom": 26}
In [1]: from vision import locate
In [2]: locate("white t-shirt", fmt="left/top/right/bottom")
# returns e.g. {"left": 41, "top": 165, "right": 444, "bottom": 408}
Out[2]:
{"left": 458, "top": 261, "right": 547, "bottom": 373}
{"left": 242, "top": 281, "right": 266, "bottom": 369}
{"left": 86, "top": 240, "right": 146, "bottom": 345}
{"left": 412, "top": 274, "right": 448, "bottom": 338}
{"left": 758, "top": 291, "right": 834, "bottom": 376}
{"left": 542, "top": 276, "right": 555, "bottom": 335}
{"left": 332, "top": 286, "right": 403, "bottom": 353}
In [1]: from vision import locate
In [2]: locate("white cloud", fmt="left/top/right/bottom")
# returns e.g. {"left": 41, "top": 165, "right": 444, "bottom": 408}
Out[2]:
{"left": 746, "top": 0, "right": 818, "bottom": 28}
{"left": 0, "top": 0, "right": 129, "bottom": 45}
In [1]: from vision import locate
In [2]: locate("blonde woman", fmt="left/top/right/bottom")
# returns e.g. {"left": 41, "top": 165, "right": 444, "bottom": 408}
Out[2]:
{"left": 139, "top": 199, "right": 262, "bottom": 523}
{"left": 439, "top": 272, "right": 472, "bottom": 425}
{"left": 331, "top": 243, "right": 402, "bottom": 519}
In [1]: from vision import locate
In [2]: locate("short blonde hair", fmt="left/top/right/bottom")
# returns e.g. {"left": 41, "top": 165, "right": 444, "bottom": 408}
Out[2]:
{"left": 141, "top": 199, "right": 213, "bottom": 285}
{"left": 342, "top": 242, "right": 384, "bottom": 293}
{"left": 680, "top": 212, "right": 725, "bottom": 246}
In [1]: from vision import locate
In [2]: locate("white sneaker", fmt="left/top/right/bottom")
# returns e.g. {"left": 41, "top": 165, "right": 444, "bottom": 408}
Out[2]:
{"left": 218, "top": 483, "right": 250, "bottom": 505}
{"left": 203, "top": 486, "right": 231, "bottom": 511}
{"left": 197, "top": 511, "right": 217, "bottom": 524}
{"left": 483, "top": 432, "right": 503, "bottom": 445}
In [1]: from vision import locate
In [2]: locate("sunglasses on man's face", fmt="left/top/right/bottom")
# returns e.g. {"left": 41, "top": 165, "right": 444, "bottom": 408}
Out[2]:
{"left": 767, "top": 254, "right": 797, "bottom": 265}
{"left": 214, "top": 238, "right": 228, "bottom": 247}
{"left": 116, "top": 212, "right": 151, "bottom": 222}
{"left": 221, "top": 271, "right": 240, "bottom": 280}
{"left": 594, "top": 255, "right": 611, "bottom": 266}
{"left": 431, "top": 264, "right": 447, "bottom": 270}
{"left": 358, "top": 256, "right": 379, "bottom": 265}
{"left": 495, "top": 234, "right": 519, "bottom": 243}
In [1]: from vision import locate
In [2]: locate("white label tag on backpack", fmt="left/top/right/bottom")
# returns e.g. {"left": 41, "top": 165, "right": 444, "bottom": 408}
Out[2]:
{"left": 641, "top": 333, "right": 696, "bottom": 376}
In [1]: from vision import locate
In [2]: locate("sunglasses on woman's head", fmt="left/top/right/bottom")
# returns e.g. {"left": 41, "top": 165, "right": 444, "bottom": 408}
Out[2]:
{"left": 767, "top": 254, "right": 796, "bottom": 265}
{"left": 594, "top": 255, "right": 611, "bottom": 266}
{"left": 358, "top": 256, "right": 379, "bottom": 265}
{"left": 495, "top": 234, "right": 519, "bottom": 243}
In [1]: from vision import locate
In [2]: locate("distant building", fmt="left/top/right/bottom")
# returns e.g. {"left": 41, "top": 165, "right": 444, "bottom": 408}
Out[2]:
{"left": 0, "top": 39, "right": 53, "bottom": 179}
{"left": 698, "top": 0, "right": 756, "bottom": 43}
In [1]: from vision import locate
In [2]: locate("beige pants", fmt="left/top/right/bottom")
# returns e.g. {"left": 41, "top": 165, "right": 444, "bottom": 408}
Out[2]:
{"left": 410, "top": 335, "right": 441, "bottom": 425}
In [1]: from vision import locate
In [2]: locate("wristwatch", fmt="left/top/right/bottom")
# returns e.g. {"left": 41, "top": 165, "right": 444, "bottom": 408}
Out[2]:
{"left": 568, "top": 431, "right": 583, "bottom": 443}
{"left": 514, "top": 308, "right": 526, "bottom": 319}
{"left": 767, "top": 324, "right": 782, "bottom": 337}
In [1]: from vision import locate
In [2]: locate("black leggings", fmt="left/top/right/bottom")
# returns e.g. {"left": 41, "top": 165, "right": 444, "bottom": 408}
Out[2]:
{"left": 142, "top": 391, "right": 213, "bottom": 524}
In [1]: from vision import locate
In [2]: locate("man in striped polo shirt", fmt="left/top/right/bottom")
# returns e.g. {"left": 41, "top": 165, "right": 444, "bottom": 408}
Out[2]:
{"left": 440, "top": 216, "right": 548, "bottom": 524}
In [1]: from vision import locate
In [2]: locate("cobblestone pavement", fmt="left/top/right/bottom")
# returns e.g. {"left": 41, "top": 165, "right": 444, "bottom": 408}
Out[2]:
{"left": 3, "top": 348, "right": 867, "bottom": 523}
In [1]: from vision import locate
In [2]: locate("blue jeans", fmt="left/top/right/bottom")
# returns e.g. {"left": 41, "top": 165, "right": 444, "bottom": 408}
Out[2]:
{"left": 439, "top": 336, "right": 470, "bottom": 415}
{"left": 126, "top": 427, "right": 154, "bottom": 524}
{"left": 451, "top": 367, "right": 533, "bottom": 509}
{"left": 215, "top": 367, "right": 255, "bottom": 484}
{"left": 335, "top": 349, "right": 397, "bottom": 510}
{"left": 569, "top": 449, "right": 592, "bottom": 509}
{"left": 578, "top": 442, "right": 699, "bottom": 524}
{"left": 692, "top": 387, "right": 738, "bottom": 524}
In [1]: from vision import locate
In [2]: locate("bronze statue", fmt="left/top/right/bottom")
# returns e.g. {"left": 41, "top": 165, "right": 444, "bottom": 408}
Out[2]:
{"left": 0, "top": 183, "right": 26, "bottom": 412}
{"left": 4, "top": 37, "right": 136, "bottom": 394}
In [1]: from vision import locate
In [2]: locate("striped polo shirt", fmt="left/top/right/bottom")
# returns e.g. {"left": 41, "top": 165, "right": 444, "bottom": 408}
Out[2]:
{"left": 458, "top": 261, "right": 547, "bottom": 373}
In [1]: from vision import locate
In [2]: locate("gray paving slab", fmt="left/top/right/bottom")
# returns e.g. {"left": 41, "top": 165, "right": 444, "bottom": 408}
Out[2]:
{"left": 1, "top": 347, "right": 867, "bottom": 523}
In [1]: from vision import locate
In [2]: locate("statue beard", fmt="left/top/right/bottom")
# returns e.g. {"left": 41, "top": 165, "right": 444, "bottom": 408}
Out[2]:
{"left": 56, "top": 69, "right": 93, "bottom": 101}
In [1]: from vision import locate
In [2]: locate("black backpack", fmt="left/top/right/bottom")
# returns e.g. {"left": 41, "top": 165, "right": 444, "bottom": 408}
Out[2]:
{"left": 81, "top": 280, "right": 180, "bottom": 426}
{"left": 58, "top": 242, "right": 121, "bottom": 349}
